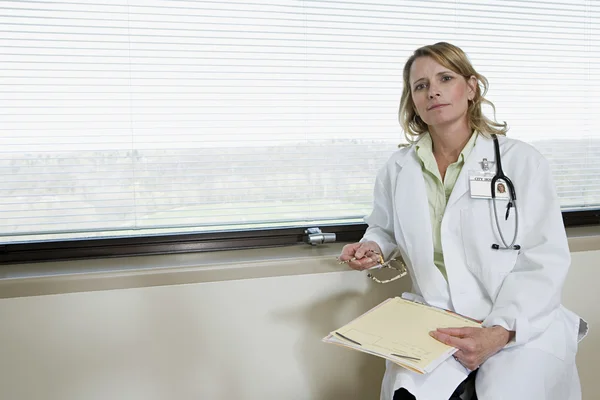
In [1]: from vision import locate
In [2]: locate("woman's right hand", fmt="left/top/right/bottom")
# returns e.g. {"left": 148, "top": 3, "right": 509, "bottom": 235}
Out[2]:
{"left": 338, "top": 241, "right": 383, "bottom": 271}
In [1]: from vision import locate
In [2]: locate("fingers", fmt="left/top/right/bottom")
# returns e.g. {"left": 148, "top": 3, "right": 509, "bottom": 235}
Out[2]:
{"left": 338, "top": 241, "right": 382, "bottom": 271}
{"left": 354, "top": 242, "right": 381, "bottom": 259}
{"left": 345, "top": 250, "right": 380, "bottom": 271}
{"left": 434, "top": 328, "right": 483, "bottom": 371}
{"left": 339, "top": 243, "right": 361, "bottom": 262}
{"left": 347, "top": 255, "right": 380, "bottom": 271}
{"left": 435, "top": 327, "right": 474, "bottom": 338}
{"left": 429, "top": 330, "right": 473, "bottom": 352}
{"left": 453, "top": 350, "right": 480, "bottom": 371}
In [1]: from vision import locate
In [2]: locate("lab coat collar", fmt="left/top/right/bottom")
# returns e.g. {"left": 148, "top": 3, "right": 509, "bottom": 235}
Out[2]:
{"left": 395, "top": 134, "right": 496, "bottom": 209}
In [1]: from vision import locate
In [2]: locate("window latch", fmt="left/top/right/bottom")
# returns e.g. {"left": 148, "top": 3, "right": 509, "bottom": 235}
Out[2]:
{"left": 305, "top": 227, "right": 336, "bottom": 246}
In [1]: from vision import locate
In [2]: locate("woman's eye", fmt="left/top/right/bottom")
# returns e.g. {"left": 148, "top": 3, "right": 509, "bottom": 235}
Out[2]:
{"left": 442, "top": 75, "right": 452, "bottom": 82}
{"left": 414, "top": 83, "right": 426, "bottom": 91}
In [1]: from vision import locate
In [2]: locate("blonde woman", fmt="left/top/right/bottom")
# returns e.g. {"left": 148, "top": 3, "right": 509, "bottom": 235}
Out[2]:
{"left": 339, "top": 42, "right": 585, "bottom": 400}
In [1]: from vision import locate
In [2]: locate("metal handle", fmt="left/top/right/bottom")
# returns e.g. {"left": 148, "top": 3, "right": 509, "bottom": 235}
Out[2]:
{"left": 305, "top": 227, "right": 336, "bottom": 246}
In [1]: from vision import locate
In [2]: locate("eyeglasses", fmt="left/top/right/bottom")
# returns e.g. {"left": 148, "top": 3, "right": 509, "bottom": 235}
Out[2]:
{"left": 338, "top": 249, "right": 408, "bottom": 284}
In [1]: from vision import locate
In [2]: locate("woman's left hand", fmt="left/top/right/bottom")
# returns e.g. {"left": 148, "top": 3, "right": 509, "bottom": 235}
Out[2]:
{"left": 429, "top": 326, "right": 514, "bottom": 371}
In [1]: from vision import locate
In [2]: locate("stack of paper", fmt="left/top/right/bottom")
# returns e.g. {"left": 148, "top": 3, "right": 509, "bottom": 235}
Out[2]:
{"left": 322, "top": 297, "right": 481, "bottom": 374}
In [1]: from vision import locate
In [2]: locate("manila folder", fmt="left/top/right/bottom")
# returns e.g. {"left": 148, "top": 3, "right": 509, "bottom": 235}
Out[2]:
{"left": 322, "top": 297, "right": 481, "bottom": 374}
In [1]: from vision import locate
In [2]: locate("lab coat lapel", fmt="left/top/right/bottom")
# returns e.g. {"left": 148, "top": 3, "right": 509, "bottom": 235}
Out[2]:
{"left": 394, "top": 150, "right": 451, "bottom": 307}
{"left": 394, "top": 151, "right": 432, "bottom": 256}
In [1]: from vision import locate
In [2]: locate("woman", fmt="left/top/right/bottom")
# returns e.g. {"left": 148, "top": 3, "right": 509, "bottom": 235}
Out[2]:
{"left": 339, "top": 42, "right": 586, "bottom": 400}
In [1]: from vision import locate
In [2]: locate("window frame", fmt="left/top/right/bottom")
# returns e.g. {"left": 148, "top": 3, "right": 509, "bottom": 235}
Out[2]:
{"left": 2, "top": 2, "right": 600, "bottom": 266}
{"left": 1, "top": 209, "right": 598, "bottom": 265}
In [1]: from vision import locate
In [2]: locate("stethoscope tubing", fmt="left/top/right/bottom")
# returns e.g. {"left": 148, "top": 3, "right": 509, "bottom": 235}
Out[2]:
{"left": 490, "top": 134, "right": 520, "bottom": 250}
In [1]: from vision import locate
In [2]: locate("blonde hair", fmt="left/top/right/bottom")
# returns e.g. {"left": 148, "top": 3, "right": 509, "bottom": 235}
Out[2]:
{"left": 398, "top": 42, "right": 507, "bottom": 144}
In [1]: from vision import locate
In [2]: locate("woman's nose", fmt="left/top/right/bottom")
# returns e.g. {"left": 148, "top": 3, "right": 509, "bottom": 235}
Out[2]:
{"left": 428, "top": 82, "right": 441, "bottom": 99}
{"left": 428, "top": 89, "right": 441, "bottom": 99}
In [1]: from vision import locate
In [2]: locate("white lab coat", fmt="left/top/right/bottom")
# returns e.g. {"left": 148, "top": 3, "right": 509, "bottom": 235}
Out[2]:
{"left": 361, "top": 134, "right": 587, "bottom": 400}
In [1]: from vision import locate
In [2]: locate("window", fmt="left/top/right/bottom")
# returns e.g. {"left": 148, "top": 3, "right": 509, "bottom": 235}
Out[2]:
{"left": 1, "top": 1, "right": 599, "bottom": 260}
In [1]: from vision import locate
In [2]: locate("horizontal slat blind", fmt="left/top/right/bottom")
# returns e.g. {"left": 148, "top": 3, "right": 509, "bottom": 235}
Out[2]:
{"left": 1, "top": 0, "right": 599, "bottom": 243}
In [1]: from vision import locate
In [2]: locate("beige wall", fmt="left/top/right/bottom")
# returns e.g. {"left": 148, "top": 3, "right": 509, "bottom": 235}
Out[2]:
{"left": 0, "top": 242, "right": 597, "bottom": 400}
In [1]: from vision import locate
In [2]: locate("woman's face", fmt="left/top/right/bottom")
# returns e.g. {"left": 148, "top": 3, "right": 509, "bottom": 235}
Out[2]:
{"left": 409, "top": 56, "right": 476, "bottom": 130}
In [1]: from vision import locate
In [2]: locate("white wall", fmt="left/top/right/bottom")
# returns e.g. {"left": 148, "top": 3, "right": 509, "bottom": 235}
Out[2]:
{"left": 0, "top": 247, "right": 597, "bottom": 400}
{"left": 562, "top": 250, "right": 599, "bottom": 400}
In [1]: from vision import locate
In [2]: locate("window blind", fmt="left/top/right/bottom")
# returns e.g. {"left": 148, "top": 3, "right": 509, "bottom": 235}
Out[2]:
{"left": 1, "top": 0, "right": 599, "bottom": 244}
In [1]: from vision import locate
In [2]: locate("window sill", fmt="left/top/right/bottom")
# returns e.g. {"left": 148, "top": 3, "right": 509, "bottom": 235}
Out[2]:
{"left": 1, "top": 225, "right": 599, "bottom": 299}
{"left": 0, "top": 243, "right": 348, "bottom": 299}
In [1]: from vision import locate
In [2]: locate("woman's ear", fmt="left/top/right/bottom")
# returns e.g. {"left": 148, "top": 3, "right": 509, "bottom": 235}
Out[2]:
{"left": 467, "top": 75, "right": 477, "bottom": 100}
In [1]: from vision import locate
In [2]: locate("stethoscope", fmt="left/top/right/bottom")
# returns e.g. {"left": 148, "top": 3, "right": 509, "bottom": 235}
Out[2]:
{"left": 490, "top": 134, "right": 520, "bottom": 251}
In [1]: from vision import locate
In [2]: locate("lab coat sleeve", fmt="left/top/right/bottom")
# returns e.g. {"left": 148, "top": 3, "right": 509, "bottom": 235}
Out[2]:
{"left": 482, "top": 157, "right": 570, "bottom": 346}
{"left": 361, "top": 167, "right": 398, "bottom": 260}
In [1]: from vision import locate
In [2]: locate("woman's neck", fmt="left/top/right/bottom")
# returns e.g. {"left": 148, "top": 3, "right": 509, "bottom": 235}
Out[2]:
{"left": 429, "top": 122, "right": 473, "bottom": 165}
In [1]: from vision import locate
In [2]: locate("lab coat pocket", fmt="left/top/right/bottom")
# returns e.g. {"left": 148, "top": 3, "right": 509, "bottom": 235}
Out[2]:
{"left": 460, "top": 206, "right": 519, "bottom": 298}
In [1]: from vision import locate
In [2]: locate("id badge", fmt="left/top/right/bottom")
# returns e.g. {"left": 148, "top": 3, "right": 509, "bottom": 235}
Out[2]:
{"left": 469, "top": 170, "right": 510, "bottom": 199}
